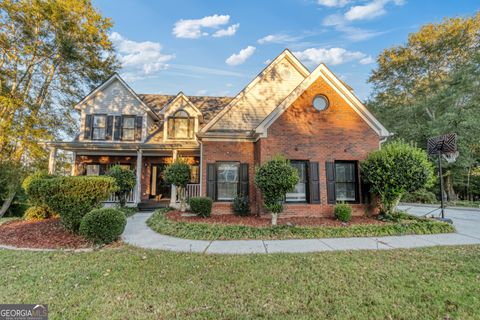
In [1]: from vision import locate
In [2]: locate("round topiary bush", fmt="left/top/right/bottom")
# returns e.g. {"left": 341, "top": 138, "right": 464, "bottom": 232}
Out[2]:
{"left": 23, "top": 205, "right": 55, "bottom": 220}
{"left": 334, "top": 203, "right": 352, "bottom": 222}
{"left": 79, "top": 208, "right": 127, "bottom": 244}
{"left": 189, "top": 197, "right": 213, "bottom": 217}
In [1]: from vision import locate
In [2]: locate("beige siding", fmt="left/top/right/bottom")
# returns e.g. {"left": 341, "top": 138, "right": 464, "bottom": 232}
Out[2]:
{"left": 210, "top": 57, "right": 306, "bottom": 131}
{"left": 78, "top": 79, "right": 155, "bottom": 142}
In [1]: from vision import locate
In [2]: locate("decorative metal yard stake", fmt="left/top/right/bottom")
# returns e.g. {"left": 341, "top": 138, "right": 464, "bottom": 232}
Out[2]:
{"left": 427, "top": 133, "right": 458, "bottom": 223}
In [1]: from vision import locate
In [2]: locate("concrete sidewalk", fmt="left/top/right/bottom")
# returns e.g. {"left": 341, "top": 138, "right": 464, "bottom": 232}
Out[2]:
{"left": 122, "top": 207, "right": 480, "bottom": 254}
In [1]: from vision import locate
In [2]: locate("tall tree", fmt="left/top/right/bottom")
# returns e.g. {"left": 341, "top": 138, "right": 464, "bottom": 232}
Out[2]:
{"left": 368, "top": 13, "right": 480, "bottom": 200}
{"left": 0, "top": 0, "right": 119, "bottom": 214}
{"left": 0, "top": 0, "right": 119, "bottom": 162}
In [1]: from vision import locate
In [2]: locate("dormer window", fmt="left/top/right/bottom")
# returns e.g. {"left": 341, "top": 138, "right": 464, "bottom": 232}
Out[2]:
{"left": 167, "top": 110, "right": 194, "bottom": 139}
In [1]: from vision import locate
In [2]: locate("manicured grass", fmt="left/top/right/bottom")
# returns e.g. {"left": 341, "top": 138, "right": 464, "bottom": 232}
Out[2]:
{"left": 0, "top": 245, "right": 479, "bottom": 319}
{"left": 147, "top": 209, "right": 455, "bottom": 240}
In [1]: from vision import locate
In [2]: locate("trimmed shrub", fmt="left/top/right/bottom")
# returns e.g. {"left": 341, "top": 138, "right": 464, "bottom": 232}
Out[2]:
{"left": 24, "top": 206, "right": 54, "bottom": 220}
{"left": 189, "top": 197, "right": 212, "bottom": 218}
{"left": 28, "top": 176, "right": 116, "bottom": 232}
{"left": 401, "top": 189, "right": 437, "bottom": 204}
{"left": 254, "top": 155, "right": 299, "bottom": 225}
{"left": 335, "top": 203, "right": 352, "bottom": 222}
{"left": 361, "top": 141, "right": 434, "bottom": 215}
{"left": 106, "top": 165, "right": 136, "bottom": 207}
{"left": 79, "top": 208, "right": 126, "bottom": 244}
{"left": 233, "top": 196, "right": 250, "bottom": 216}
{"left": 164, "top": 158, "right": 191, "bottom": 211}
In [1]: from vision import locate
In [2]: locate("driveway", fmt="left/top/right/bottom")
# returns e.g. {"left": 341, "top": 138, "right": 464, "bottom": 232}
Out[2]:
{"left": 398, "top": 204, "right": 480, "bottom": 239}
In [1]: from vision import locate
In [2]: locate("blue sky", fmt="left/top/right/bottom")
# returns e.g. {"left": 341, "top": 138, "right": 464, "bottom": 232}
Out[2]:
{"left": 92, "top": 0, "right": 479, "bottom": 100}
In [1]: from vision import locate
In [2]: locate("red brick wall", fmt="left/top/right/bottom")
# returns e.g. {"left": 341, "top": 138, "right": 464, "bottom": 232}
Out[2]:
{"left": 257, "top": 74, "right": 380, "bottom": 216}
{"left": 201, "top": 141, "right": 257, "bottom": 214}
{"left": 201, "top": 74, "right": 380, "bottom": 217}
{"left": 75, "top": 155, "right": 197, "bottom": 201}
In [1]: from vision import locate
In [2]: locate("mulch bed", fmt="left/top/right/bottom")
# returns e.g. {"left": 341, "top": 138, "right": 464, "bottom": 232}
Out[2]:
{"left": 166, "top": 210, "right": 385, "bottom": 227}
{"left": 0, "top": 218, "right": 92, "bottom": 249}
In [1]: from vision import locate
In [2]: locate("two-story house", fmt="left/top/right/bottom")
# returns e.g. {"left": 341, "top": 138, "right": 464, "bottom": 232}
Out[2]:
{"left": 49, "top": 49, "right": 390, "bottom": 216}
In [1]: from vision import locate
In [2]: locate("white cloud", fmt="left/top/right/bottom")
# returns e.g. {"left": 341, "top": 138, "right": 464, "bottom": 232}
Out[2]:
{"left": 213, "top": 23, "right": 240, "bottom": 37}
{"left": 257, "top": 34, "right": 299, "bottom": 44}
{"left": 170, "top": 64, "right": 245, "bottom": 77}
{"left": 173, "top": 14, "right": 230, "bottom": 39}
{"left": 317, "top": 0, "right": 351, "bottom": 7}
{"left": 293, "top": 47, "right": 373, "bottom": 66}
{"left": 264, "top": 59, "right": 271, "bottom": 65}
{"left": 225, "top": 46, "right": 256, "bottom": 66}
{"left": 109, "top": 32, "right": 174, "bottom": 81}
{"left": 338, "top": 25, "right": 387, "bottom": 41}
{"left": 195, "top": 89, "right": 208, "bottom": 95}
{"left": 345, "top": 0, "right": 405, "bottom": 21}
{"left": 359, "top": 56, "right": 375, "bottom": 64}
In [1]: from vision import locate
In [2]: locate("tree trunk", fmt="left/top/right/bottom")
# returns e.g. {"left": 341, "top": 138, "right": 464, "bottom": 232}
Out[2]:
{"left": 178, "top": 187, "right": 186, "bottom": 212}
{"left": 271, "top": 213, "right": 278, "bottom": 226}
{"left": 0, "top": 191, "right": 16, "bottom": 218}
{"left": 445, "top": 172, "right": 457, "bottom": 201}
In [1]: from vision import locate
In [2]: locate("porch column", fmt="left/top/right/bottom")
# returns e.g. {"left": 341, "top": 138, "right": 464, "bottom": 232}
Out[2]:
{"left": 169, "top": 149, "right": 178, "bottom": 207}
{"left": 70, "top": 151, "right": 77, "bottom": 176}
{"left": 48, "top": 146, "right": 57, "bottom": 174}
{"left": 135, "top": 149, "right": 143, "bottom": 205}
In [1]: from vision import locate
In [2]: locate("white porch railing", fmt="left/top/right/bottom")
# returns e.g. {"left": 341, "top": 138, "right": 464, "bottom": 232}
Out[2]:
{"left": 177, "top": 184, "right": 201, "bottom": 201}
{"left": 105, "top": 189, "right": 135, "bottom": 203}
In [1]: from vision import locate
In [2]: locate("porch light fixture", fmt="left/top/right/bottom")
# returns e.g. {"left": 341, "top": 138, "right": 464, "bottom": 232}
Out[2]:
{"left": 313, "top": 95, "right": 329, "bottom": 111}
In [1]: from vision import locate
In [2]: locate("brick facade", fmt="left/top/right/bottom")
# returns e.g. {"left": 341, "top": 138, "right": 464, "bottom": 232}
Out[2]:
{"left": 201, "top": 74, "right": 380, "bottom": 217}
{"left": 75, "top": 154, "right": 198, "bottom": 201}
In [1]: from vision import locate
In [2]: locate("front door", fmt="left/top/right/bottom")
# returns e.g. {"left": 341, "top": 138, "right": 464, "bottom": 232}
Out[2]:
{"left": 150, "top": 164, "right": 171, "bottom": 200}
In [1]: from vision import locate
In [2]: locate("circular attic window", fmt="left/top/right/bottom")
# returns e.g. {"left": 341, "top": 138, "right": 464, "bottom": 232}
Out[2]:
{"left": 313, "top": 95, "right": 329, "bottom": 111}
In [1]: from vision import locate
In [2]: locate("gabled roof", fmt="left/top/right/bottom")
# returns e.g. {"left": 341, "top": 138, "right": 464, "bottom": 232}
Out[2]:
{"left": 159, "top": 92, "right": 204, "bottom": 120}
{"left": 138, "top": 94, "right": 233, "bottom": 125}
{"left": 255, "top": 63, "right": 390, "bottom": 138}
{"left": 74, "top": 73, "right": 161, "bottom": 121}
{"left": 199, "top": 49, "right": 310, "bottom": 134}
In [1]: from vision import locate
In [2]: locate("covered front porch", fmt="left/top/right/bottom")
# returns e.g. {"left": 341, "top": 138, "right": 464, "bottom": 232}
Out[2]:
{"left": 47, "top": 142, "right": 202, "bottom": 208}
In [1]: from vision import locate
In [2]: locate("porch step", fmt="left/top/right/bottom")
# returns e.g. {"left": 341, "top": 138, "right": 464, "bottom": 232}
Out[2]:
{"left": 138, "top": 201, "right": 169, "bottom": 211}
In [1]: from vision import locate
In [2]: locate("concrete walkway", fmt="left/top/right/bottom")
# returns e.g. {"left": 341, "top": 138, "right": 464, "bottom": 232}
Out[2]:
{"left": 122, "top": 206, "right": 480, "bottom": 254}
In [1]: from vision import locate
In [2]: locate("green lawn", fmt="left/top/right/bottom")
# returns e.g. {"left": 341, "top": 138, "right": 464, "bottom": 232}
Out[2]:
{"left": 147, "top": 209, "right": 455, "bottom": 240}
{"left": 1, "top": 245, "right": 479, "bottom": 319}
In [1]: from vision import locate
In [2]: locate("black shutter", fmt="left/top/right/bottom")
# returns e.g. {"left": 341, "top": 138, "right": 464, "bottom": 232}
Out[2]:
{"left": 106, "top": 115, "right": 114, "bottom": 140}
{"left": 84, "top": 115, "right": 93, "bottom": 139}
{"left": 309, "top": 162, "right": 320, "bottom": 204}
{"left": 135, "top": 116, "right": 143, "bottom": 141}
{"left": 239, "top": 163, "right": 249, "bottom": 197}
{"left": 326, "top": 162, "right": 336, "bottom": 204}
{"left": 113, "top": 116, "right": 122, "bottom": 140}
{"left": 361, "top": 180, "right": 371, "bottom": 204}
{"left": 206, "top": 163, "right": 216, "bottom": 200}
{"left": 119, "top": 116, "right": 124, "bottom": 140}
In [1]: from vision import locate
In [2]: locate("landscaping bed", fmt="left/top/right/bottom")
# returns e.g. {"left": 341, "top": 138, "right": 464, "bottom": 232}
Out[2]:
{"left": 0, "top": 218, "right": 92, "bottom": 249}
{"left": 147, "top": 209, "right": 455, "bottom": 240}
{"left": 166, "top": 210, "right": 384, "bottom": 227}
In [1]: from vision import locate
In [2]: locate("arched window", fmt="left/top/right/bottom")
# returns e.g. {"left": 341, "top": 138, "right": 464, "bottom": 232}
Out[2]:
{"left": 167, "top": 110, "right": 194, "bottom": 139}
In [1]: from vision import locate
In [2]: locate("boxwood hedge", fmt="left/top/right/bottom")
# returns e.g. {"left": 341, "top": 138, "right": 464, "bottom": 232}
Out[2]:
{"left": 27, "top": 176, "right": 116, "bottom": 232}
